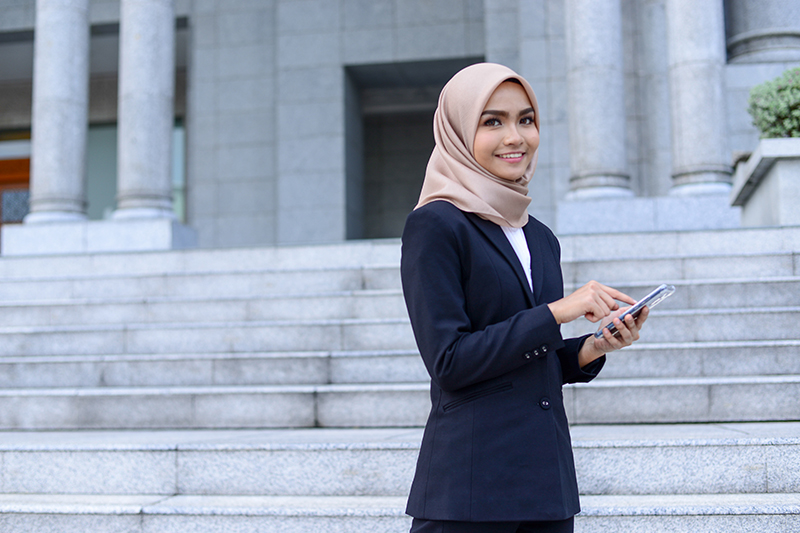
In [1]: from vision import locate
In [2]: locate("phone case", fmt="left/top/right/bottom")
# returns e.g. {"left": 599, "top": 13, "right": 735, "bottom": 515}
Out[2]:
{"left": 594, "top": 283, "right": 675, "bottom": 339}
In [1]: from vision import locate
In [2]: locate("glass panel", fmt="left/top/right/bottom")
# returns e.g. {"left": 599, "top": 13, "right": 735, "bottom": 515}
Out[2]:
{"left": 2, "top": 189, "right": 29, "bottom": 223}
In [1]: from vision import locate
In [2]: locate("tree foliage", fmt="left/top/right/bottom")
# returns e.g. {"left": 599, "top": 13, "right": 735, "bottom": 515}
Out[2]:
{"left": 747, "top": 67, "right": 800, "bottom": 138}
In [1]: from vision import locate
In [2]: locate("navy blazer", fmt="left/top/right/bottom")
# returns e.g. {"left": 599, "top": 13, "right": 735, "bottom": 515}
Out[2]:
{"left": 401, "top": 200, "right": 604, "bottom": 522}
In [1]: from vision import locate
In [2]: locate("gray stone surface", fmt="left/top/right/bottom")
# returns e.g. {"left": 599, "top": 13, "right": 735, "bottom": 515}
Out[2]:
{"left": 2, "top": 450, "right": 177, "bottom": 494}
{"left": 724, "top": 0, "right": 800, "bottom": 63}
{"left": 25, "top": 0, "right": 90, "bottom": 223}
{"left": 599, "top": 340, "right": 800, "bottom": 379}
{"left": 2, "top": 218, "right": 197, "bottom": 256}
{"left": 2, "top": 493, "right": 800, "bottom": 533}
{"left": 1, "top": 423, "right": 799, "bottom": 497}
{"left": 115, "top": 0, "right": 175, "bottom": 219}
{"left": 564, "top": 0, "right": 631, "bottom": 196}
{"left": 665, "top": 0, "right": 731, "bottom": 190}
{"left": 2, "top": 0, "right": 797, "bottom": 252}
{"left": 568, "top": 375, "right": 800, "bottom": 423}
{"left": 0, "top": 349, "right": 426, "bottom": 389}
{"left": 556, "top": 194, "right": 740, "bottom": 235}
{"left": 731, "top": 139, "right": 800, "bottom": 227}
{"left": 0, "top": 227, "right": 797, "bottom": 529}
{"left": 316, "top": 384, "right": 430, "bottom": 427}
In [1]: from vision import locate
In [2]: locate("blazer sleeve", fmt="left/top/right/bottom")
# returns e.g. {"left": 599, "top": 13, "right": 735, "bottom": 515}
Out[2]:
{"left": 538, "top": 227, "right": 606, "bottom": 384}
{"left": 401, "top": 206, "right": 568, "bottom": 392}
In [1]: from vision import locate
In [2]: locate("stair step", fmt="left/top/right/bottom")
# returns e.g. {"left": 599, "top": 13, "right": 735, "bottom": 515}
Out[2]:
{"left": 0, "top": 253, "right": 795, "bottom": 302}
{"left": 0, "top": 319, "right": 417, "bottom": 357}
{"left": 559, "top": 225, "right": 800, "bottom": 261}
{"left": 0, "top": 268, "right": 401, "bottom": 301}
{"left": 601, "top": 340, "right": 800, "bottom": 378}
{"left": 0, "top": 423, "right": 797, "bottom": 496}
{"left": 0, "top": 339, "right": 797, "bottom": 389}
{"left": 565, "top": 277, "right": 800, "bottom": 310}
{"left": 575, "top": 493, "right": 800, "bottom": 532}
{"left": 4, "top": 276, "right": 800, "bottom": 329}
{"left": 0, "top": 350, "right": 427, "bottom": 388}
{"left": 0, "top": 383, "right": 431, "bottom": 429}
{"left": 0, "top": 304, "right": 797, "bottom": 358}
{"left": 0, "top": 241, "right": 402, "bottom": 279}
{"left": 1, "top": 493, "right": 798, "bottom": 533}
{"left": 0, "top": 372, "right": 798, "bottom": 428}
{"left": 0, "top": 290, "right": 407, "bottom": 326}
{"left": 566, "top": 374, "right": 800, "bottom": 424}
{"left": 562, "top": 252, "right": 798, "bottom": 285}
{"left": 562, "top": 306, "right": 800, "bottom": 343}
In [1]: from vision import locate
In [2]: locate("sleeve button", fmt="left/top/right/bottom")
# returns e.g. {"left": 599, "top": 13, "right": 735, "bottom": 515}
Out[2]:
{"left": 524, "top": 352, "right": 532, "bottom": 359}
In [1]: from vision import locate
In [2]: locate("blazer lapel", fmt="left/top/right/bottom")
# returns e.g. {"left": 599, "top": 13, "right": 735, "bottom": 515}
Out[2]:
{"left": 523, "top": 220, "right": 545, "bottom": 304}
{"left": 466, "top": 213, "right": 535, "bottom": 308}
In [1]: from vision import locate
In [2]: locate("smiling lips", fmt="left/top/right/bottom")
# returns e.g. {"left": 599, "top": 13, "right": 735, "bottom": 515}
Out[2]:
{"left": 497, "top": 152, "right": 525, "bottom": 162}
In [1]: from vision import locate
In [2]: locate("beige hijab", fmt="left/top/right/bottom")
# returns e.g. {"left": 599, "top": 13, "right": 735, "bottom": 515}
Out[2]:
{"left": 416, "top": 63, "right": 540, "bottom": 228}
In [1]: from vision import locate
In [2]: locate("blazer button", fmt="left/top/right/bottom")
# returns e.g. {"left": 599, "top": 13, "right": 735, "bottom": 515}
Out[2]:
{"left": 541, "top": 345, "right": 548, "bottom": 353}
{"left": 524, "top": 352, "right": 532, "bottom": 360}
{"left": 539, "top": 397, "right": 551, "bottom": 410}
{"left": 533, "top": 349, "right": 540, "bottom": 357}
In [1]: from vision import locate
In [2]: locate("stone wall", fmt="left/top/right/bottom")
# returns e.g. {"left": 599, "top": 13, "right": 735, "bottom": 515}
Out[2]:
{"left": 1, "top": 0, "right": 799, "bottom": 249}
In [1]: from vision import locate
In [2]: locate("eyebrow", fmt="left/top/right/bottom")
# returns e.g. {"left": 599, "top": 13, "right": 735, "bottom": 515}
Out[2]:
{"left": 481, "top": 107, "right": 535, "bottom": 118}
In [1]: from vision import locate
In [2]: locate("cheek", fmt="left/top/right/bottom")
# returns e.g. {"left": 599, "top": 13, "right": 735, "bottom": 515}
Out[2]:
{"left": 527, "top": 129, "right": 540, "bottom": 151}
{"left": 473, "top": 131, "right": 495, "bottom": 167}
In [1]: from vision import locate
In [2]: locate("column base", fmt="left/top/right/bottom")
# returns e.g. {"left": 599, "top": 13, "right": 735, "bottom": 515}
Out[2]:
{"left": 566, "top": 186, "right": 635, "bottom": 201}
{"left": 113, "top": 207, "right": 177, "bottom": 220}
{"left": 555, "top": 194, "right": 741, "bottom": 235}
{"left": 1, "top": 218, "right": 197, "bottom": 256}
{"left": 669, "top": 181, "right": 731, "bottom": 197}
{"left": 23, "top": 211, "right": 88, "bottom": 224}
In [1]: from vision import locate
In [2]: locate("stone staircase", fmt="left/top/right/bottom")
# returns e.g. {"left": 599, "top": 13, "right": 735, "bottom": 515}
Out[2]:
{"left": 0, "top": 228, "right": 798, "bottom": 532}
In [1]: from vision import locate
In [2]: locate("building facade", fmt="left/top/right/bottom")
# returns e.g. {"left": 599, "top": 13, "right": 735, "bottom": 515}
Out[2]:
{"left": 0, "top": 0, "right": 798, "bottom": 253}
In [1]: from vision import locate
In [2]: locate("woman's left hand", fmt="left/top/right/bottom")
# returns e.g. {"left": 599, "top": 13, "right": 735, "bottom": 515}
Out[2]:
{"left": 593, "top": 306, "right": 649, "bottom": 354}
{"left": 579, "top": 306, "right": 649, "bottom": 368}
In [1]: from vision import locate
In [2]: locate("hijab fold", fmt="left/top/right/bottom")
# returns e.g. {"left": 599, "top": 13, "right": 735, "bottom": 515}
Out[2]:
{"left": 416, "top": 63, "right": 540, "bottom": 228}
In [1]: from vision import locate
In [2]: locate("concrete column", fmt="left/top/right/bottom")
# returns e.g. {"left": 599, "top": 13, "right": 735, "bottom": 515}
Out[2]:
{"left": 25, "top": 0, "right": 90, "bottom": 223}
{"left": 565, "top": 0, "right": 632, "bottom": 199}
{"left": 666, "top": 0, "right": 731, "bottom": 194}
{"left": 724, "top": 0, "right": 800, "bottom": 63}
{"left": 114, "top": 0, "right": 176, "bottom": 219}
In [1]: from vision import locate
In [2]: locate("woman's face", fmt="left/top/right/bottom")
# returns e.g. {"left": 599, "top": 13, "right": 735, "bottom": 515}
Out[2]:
{"left": 473, "top": 81, "right": 539, "bottom": 181}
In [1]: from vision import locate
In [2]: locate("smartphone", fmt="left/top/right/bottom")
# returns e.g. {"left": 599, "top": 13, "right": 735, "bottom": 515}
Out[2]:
{"left": 594, "top": 283, "right": 675, "bottom": 339}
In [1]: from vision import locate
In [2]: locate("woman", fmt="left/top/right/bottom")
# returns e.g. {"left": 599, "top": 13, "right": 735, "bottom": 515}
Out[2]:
{"left": 400, "top": 63, "right": 648, "bottom": 533}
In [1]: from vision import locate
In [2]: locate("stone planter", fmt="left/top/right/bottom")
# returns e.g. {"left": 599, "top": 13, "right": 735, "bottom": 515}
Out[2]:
{"left": 730, "top": 138, "right": 800, "bottom": 227}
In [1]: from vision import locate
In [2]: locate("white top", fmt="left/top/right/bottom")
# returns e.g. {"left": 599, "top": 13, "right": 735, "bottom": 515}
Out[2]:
{"left": 501, "top": 225, "right": 532, "bottom": 292}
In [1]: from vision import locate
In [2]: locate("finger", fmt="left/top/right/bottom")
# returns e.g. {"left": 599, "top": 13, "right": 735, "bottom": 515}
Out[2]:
{"left": 597, "top": 290, "right": 621, "bottom": 313}
{"left": 603, "top": 286, "right": 637, "bottom": 306}
{"left": 613, "top": 318, "right": 633, "bottom": 344}
{"left": 623, "top": 314, "right": 640, "bottom": 341}
{"left": 635, "top": 306, "right": 650, "bottom": 326}
{"left": 592, "top": 293, "right": 613, "bottom": 319}
{"left": 620, "top": 316, "right": 639, "bottom": 343}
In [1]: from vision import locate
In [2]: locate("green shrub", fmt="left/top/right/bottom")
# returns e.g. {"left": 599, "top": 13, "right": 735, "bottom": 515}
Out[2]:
{"left": 747, "top": 67, "right": 800, "bottom": 138}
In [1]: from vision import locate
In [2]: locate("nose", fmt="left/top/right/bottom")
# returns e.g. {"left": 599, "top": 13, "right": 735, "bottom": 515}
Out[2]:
{"left": 504, "top": 125, "right": 523, "bottom": 145}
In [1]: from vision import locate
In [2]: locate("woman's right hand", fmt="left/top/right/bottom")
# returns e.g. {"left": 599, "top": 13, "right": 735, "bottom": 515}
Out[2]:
{"left": 547, "top": 280, "right": 636, "bottom": 324}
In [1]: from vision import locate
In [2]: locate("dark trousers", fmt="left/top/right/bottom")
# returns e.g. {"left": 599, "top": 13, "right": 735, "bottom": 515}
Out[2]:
{"left": 410, "top": 516, "right": 574, "bottom": 533}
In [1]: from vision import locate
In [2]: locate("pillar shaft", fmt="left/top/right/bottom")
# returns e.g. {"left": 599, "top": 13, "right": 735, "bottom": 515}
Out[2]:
{"left": 724, "top": 0, "right": 800, "bottom": 63}
{"left": 565, "top": 0, "right": 632, "bottom": 198}
{"left": 26, "top": 0, "right": 90, "bottom": 223}
{"left": 666, "top": 0, "right": 731, "bottom": 193}
{"left": 115, "top": 0, "right": 176, "bottom": 219}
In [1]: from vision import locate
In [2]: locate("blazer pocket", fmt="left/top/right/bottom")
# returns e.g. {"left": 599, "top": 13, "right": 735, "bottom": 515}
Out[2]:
{"left": 442, "top": 382, "right": 513, "bottom": 412}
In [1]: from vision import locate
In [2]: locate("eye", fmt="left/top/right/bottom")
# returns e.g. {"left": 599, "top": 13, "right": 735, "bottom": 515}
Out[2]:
{"left": 483, "top": 117, "right": 501, "bottom": 127}
{"left": 520, "top": 115, "right": 534, "bottom": 125}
